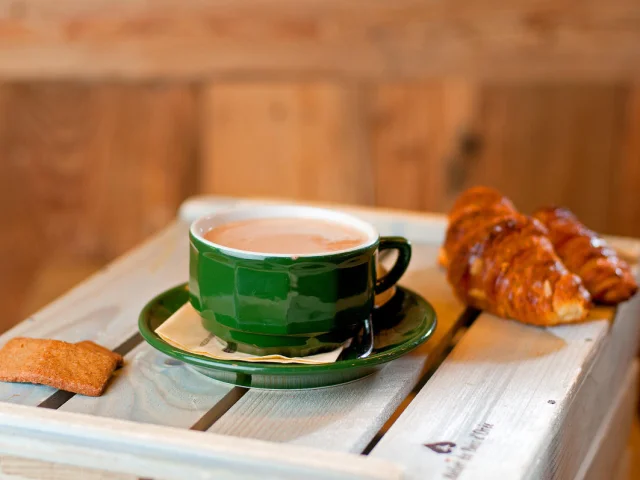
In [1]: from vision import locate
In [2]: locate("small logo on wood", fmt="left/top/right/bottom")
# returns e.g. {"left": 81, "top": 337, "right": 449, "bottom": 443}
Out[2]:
{"left": 424, "top": 441, "right": 456, "bottom": 454}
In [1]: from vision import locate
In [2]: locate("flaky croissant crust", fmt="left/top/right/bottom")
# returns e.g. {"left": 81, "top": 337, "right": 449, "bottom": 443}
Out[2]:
{"left": 444, "top": 187, "right": 592, "bottom": 326}
{"left": 533, "top": 206, "right": 637, "bottom": 304}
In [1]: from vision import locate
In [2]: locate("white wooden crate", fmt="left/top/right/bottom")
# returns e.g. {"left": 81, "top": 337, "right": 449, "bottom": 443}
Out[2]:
{"left": 0, "top": 196, "right": 638, "bottom": 480}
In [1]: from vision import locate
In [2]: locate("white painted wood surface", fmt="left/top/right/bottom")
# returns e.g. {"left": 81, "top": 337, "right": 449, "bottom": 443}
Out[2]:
{"left": 370, "top": 259, "right": 640, "bottom": 480}
{"left": 0, "top": 403, "right": 402, "bottom": 480}
{"left": 580, "top": 360, "right": 638, "bottom": 480}
{"left": 529, "top": 271, "right": 640, "bottom": 480}
{"left": 58, "top": 342, "right": 233, "bottom": 426}
{"left": 0, "top": 457, "right": 137, "bottom": 480}
{"left": 0, "top": 195, "right": 637, "bottom": 480}
{"left": 208, "top": 353, "right": 423, "bottom": 453}
{"left": 0, "top": 197, "right": 460, "bottom": 479}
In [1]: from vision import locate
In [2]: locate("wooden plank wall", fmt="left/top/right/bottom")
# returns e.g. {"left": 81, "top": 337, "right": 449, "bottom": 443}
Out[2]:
{"left": 1, "top": 81, "right": 639, "bottom": 330}
{"left": 0, "top": 83, "right": 198, "bottom": 328}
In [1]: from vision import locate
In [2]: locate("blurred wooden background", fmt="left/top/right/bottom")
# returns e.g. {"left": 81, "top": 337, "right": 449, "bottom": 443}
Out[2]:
{"left": 1, "top": 1, "right": 640, "bottom": 330}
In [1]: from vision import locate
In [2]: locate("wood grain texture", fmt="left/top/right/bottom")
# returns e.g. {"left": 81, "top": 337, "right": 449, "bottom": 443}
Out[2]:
{"left": 0, "top": 222, "right": 189, "bottom": 406}
{"left": 371, "top": 81, "right": 478, "bottom": 212}
{"left": 2, "top": 196, "right": 639, "bottom": 479}
{"left": 0, "top": 456, "right": 135, "bottom": 480}
{"left": 0, "top": 83, "right": 197, "bottom": 259}
{"left": 610, "top": 85, "right": 640, "bottom": 237}
{"left": 530, "top": 269, "right": 640, "bottom": 480}
{"left": 200, "top": 82, "right": 374, "bottom": 205}
{"left": 460, "top": 84, "right": 628, "bottom": 234}
{"left": 371, "top": 315, "right": 609, "bottom": 479}
{"left": 3, "top": 199, "right": 462, "bottom": 479}
{"left": 580, "top": 361, "right": 638, "bottom": 480}
{"left": 1, "top": 1, "right": 640, "bottom": 80}
{"left": 0, "top": 83, "right": 197, "bottom": 331}
{"left": 59, "top": 343, "right": 233, "bottom": 426}
{"left": 209, "top": 244, "right": 466, "bottom": 453}
{"left": 0, "top": 85, "right": 44, "bottom": 333}
{"left": 624, "top": 416, "right": 640, "bottom": 480}
{"left": 0, "top": 199, "right": 456, "bottom": 479}
{"left": 19, "top": 256, "right": 103, "bottom": 320}
{"left": 370, "top": 257, "right": 640, "bottom": 480}
{"left": 0, "top": 201, "right": 451, "bottom": 417}
{"left": 0, "top": 403, "right": 402, "bottom": 480}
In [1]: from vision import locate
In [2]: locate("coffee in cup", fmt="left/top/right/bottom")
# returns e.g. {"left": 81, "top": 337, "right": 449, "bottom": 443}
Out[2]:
{"left": 203, "top": 217, "right": 369, "bottom": 255}
{"left": 189, "top": 205, "right": 411, "bottom": 357}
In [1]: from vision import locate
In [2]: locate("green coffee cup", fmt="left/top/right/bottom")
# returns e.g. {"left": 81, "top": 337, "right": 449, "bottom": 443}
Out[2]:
{"left": 189, "top": 205, "right": 411, "bottom": 357}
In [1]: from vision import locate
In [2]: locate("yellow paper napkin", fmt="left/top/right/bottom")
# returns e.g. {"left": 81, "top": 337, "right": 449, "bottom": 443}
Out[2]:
{"left": 155, "top": 303, "right": 349, "bottom": 365}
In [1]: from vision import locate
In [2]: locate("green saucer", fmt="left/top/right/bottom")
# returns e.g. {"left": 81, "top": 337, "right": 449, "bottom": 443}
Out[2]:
{"left": 139, "top": 284, "right": 437, "bottom": 390}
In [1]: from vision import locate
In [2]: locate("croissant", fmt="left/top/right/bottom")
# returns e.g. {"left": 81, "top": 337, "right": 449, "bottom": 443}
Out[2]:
{"left": 440, "top": 186, "right": 518, "bottom": 268}
{"left": 533, "top": 207, "right": 637, "bottom": 304}
{"left": 439, "top": 187, "right": 515, "bottom": 268}
{"left": 444, "top": 187, "right": 591, "bottom": 326}
{"left": 449, "top": 186, "right": 517, "bottom": 223}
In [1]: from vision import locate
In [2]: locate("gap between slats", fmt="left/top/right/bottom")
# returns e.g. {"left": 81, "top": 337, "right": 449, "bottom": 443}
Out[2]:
{"left": 38, "top": 333, "right": 145, "bottom": 409}
{"left": 35, "top": 329, "right": 249, "bottom": 430}
{"left": 360, "top": 307, "right": 480, "bottom": 455}
{"left": 36, "top": 300, "right": 479, "bottom": 454}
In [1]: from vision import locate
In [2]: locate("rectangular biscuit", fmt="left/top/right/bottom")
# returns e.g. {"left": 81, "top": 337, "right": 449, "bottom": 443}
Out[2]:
{"left": 0, "top": 338, "right": 118, "bottom": 396}
{"left": 76, "top": 340, "right": 124, "bottom": 367}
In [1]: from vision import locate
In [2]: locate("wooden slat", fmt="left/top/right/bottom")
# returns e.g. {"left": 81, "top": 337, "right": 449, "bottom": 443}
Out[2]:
{"left": 371, "top": 81, "right": 478, "bottom": 212}
{"left": 208, "top": 244, "right": 466, "bottom": 453}
{"left": 580, "top": 361, "right": 638, "bottom": 480}
{"left": 200, "top": 82, "right": 374, "bottom": 205}
{"left": 460, "top": 84, "right": 628, "bottom": 234}
{"left": 0, "top": 456, "right": 135, "bottom": 480}
{"left": 530, "top": 276, "right": 640, "bottom": 480}
{"left": 0, "top": 222, "right": 189, "bottom": 406}
{"left": 1, "top": 1, "right": 640, "bottom": 80}
{"left": 370, "top": 255, "right": 640, "bottom": 480}
{"left": 0, "top": 404, "right": 402, "bottom": 480}
{"left": 58, "top": 343, "right": 233, "bottom": 427}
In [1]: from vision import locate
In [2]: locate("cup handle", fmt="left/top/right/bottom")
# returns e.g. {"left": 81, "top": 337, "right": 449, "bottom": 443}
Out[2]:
{"left": 375, "top": 237, "right": 412, "bottom": 295}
